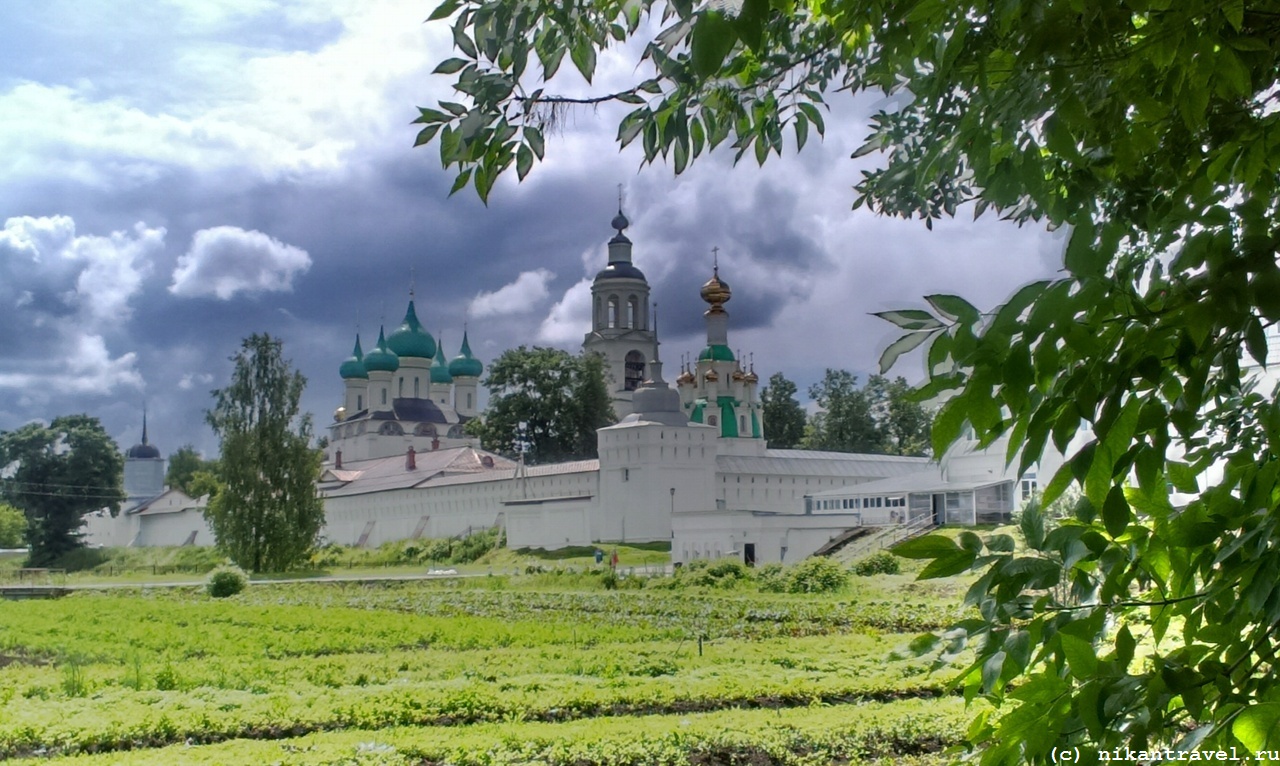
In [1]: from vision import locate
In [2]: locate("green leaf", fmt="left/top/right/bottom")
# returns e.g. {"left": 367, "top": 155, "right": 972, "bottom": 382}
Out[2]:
{"left": 570, "top": 39, "right": 597, "bottom": 82}
{"left": 448, "top": 168, "right": 472, "bottom": 196}
{"left": 797, "top": 102, "right": 824, "bottom": 136}
{"left": 1063, "top": 220, "right": 1104, "bottom": 278}
{"left": 1060, "top": 634, "right": 1098, "bottom": 677}
{"left": 925, "top": 294, "right": 980, "bottom": 323}
{"left": 872, "top": 309, "right": 944, "bottom": 331}
{"left": 426, "top": 0, "right": 461, "bottom": 21}
{"left": 894, "top": 534, "right": 961, "bottom": 559}
{"left": 919, "top": 550, "right": 977, "bottom": 579}
{"left": 1102, "top": 485, "right": 1130, "bottom": 538}
{"left": 690, "top": 10, "right": 736, "bottom": 77}
{"left": 516, "top": 144, "right": 533, "bottom": 181}
{"left": 523, "top": 127, "right": 545, "bottom": 160}
{"left": 1234, "top": 703, "right": 1280, "bottom": 750}
{"left": 879, "top": 331, "right": 931, "bottom": 374}
{"left": 413, "top": 124, "right": 442, "bottom": 148}
{"left": 433, "top": 57, "right": 469, "bottom": 75}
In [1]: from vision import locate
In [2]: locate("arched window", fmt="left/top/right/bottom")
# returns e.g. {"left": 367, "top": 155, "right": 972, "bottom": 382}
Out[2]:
{"left": 379, "top": 421, "right": 404, "bottom": 436}
{"left": 607, "top": 295, "right": 619, "bottom": 328}
{"left": 708, "top": 415, "right": 718, "bottom": 426}
{"left": 381, "top": 389, "right": 387, "bottom": 405}
{"left": 624, "top": 350, "right": 646, "bottom": 391}
{"left": 626, "top": 296, "right": 638, "bottom": 328}
{"left": 448, "top": 425, "right": 464, "bottom": 438}
{"left": 414, "top": 377, "right": 420, "bottom": 397}
{"left": 356, "top": 395, "right": 363, "bottom": 411}
{"left": 398, "top": 378, "right": 404, "bottom": 397}
{"left": 466, "top": 392, "right": 473, "bottom": 410}
{"left": 740, "top": 414, "right": 746, "bottom": 433}
{"left": 414, "top": 423, "right": 437, "bottom": 437}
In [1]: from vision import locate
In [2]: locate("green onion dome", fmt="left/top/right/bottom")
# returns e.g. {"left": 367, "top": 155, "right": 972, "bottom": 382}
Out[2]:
{"left": 362, "top": 326, "right": 400, "bottom": 373}
{"left": 339, "top": 335, "right": 368, "bottom": 379}
{"left": 387, "top": 300, "right": 436, "bottom": 359}
{"left": 448, "top": 331, "right": 484, "bottom": 378}
{"left": 698, "top": 344, "right": 736, "bottom": 362}
{"left": 431, "top": 338, "right": 453, "bottom": 384}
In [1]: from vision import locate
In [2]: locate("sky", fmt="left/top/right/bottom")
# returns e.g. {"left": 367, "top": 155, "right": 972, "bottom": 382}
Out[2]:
{"left": 0, "top": 0, "right": 1067, "bottom": 459}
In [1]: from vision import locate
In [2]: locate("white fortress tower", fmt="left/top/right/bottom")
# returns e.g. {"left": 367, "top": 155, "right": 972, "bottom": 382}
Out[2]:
{"left": 582, "top": 208, "right": 658, "bottom": 419}
{"left": 596, "top": 328, "right": 717, "bottom": 543}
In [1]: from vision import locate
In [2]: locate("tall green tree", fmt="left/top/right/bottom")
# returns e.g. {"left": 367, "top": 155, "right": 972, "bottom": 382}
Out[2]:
{"left": 865, "top": 375, "right": 932, "bottom": 457}
{"left": 205, "top": 334, "right": 323, "bottom": 573}
{"left": 759, "top": 372, "right": 806, "bottom": 449}
{"left": 420, "top": 0, "right": 1280, "bottom": 756}
{"left": 0, "top": 415, "right": 124, "bottom": 566}
{"left": 165, "top": 444, "right": 219, "bottom": 496}
{"left": 472, "top": 347, "right": 615, "bottom": 463}
{"left": 801, "top": 369, "right": 880, "bottom": 453}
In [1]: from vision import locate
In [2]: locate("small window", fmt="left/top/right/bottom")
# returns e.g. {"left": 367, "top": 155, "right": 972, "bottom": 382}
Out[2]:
{"left": 357, "top": 395, "right": 363, "bottom": 410}
{"left": 466, "top": 393, "right": 473, "bottom": 409}
{"left": 399, "top": 378, "right": 404, "bottom": 397}
{"left": 414, "top": 378, "right": 420, "bottom": 397}
{"left": 381, "top": 389, "right": 387, "bottom": 405}
{"left": 624, "top": 351, "right": 646, "bottom": 391}
{"left": 623, "top": 468, "right": 630, "bottom": 482}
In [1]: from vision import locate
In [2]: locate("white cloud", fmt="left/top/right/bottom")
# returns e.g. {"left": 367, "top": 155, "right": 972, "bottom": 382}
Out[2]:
{"left": 177, "top": 372, "right": 214, "bottom": 391}
{"left": 170, "top": 225, "right": 310, "bottom": 299}
{"left": 537, "top": 278, "right": 592, "bottom": 345}
{"left": 0, "top": 215, "right": 159, "bottom": 398}
{"left": 0, "top": 2, "right": 455, "bottom": 188}
{"left": 469, "top": 268, "right": 555, "bottom": 318}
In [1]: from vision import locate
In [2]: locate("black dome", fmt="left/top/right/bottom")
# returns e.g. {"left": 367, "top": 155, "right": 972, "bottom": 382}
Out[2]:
{"left": 126, "top": 443, "right": 161, "bottom": 459}
{"left": 595, "top": 262, "right": 647, "bottom": 281}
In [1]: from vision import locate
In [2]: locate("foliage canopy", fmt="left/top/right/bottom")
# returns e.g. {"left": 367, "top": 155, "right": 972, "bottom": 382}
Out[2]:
{"left": 205, "top": 334, "right": 323, "bottom": 573}
{"left": 759, "top": 372, "right": 806, "bottom": 449}
{"left": 165, "top": 444, "right": 219, "bottom": 497}
{"left": 0, "top": 415, "right": 124, "bottom": 566}
{"left": 470, "top": 346, "right": 615, "bottom": 462}
{"left": 420, "top": 0, "right": 1280, "bottom": 758}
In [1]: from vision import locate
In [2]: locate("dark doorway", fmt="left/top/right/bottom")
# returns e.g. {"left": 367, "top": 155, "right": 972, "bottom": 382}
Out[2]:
{"left": 931, "top": 494, "right": 944, "bottom": 526}
{"left": 743, "top": 543, "right": 756, "bottom": 566}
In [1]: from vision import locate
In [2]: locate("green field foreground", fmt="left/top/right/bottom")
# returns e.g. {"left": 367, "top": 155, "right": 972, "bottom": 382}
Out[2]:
{"left": 1, "top": 570, "right": 978, "bottom": 764}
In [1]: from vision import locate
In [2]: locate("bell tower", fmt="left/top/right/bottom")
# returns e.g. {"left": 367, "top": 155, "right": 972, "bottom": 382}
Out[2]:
{"left": 582, "top": 205, "right": 657, "bottom": 419}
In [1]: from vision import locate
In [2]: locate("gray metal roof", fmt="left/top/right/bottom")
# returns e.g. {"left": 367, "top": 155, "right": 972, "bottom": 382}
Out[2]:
{"left": 719, "top": 450, "right": 930, "bottom": 479}
{"left": 320, "top": 447, "right": 517, "bottom": 498}
{"left": 806, "top": 470, "right": 1010, "bottom": 498}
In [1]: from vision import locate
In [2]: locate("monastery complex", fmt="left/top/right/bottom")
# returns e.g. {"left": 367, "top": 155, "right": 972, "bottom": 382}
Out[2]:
{"left": 87, "top": 210, "right": 1048, "bottom": 564}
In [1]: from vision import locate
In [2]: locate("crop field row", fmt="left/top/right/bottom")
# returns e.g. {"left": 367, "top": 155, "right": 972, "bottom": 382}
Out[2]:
{"left": 17, "top": 698, "right": 972, "bottom": 765}
{"left": 0, "top": 578, "right": 973, "bottom": 763}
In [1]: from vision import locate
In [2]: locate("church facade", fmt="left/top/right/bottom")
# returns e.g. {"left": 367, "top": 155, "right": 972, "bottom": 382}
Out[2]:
{"left": 329, "top": 298, "right": 484, "bottom": 462}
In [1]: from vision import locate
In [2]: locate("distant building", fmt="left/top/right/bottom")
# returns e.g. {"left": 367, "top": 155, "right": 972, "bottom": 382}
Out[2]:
{"left": 83, "top": 418, "right": 213, "bottom": 547}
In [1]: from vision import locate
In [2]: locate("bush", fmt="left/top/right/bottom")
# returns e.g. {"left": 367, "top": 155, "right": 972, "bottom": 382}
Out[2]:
{"left": 851, "top": 551, "right": 901, "bottom": 576}
{"left": 754, "top": 563, "right": 788, "bottom": 592}
{"left": 206, "top": 565, "right": 248, "bottom": 598}
{"left": 786, "top": 557, "right": 850, "bottom": 594}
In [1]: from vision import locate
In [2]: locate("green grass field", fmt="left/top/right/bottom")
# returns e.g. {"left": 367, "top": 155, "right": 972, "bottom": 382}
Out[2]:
{"left": 0, "top": 541, "right": 986, "bottom": 765}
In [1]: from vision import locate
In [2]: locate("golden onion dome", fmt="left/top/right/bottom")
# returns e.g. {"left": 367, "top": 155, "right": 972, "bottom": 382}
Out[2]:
{"left": 334, "top": 406, "right": 348, "bottom": 422}
{"left": 732, "top": 368, "right": 747, "bottom": 382}
{"left": 700, "top": 268, "right": 731, "bottom": 307}
{"left": 676, "top": 369, "right": 695, "bottom": 385}
{"left": 744, "top": 370, "right": 759, "bottom": 384}
{"left": 705, "top": 369, "right": 719, "bottom": 382}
